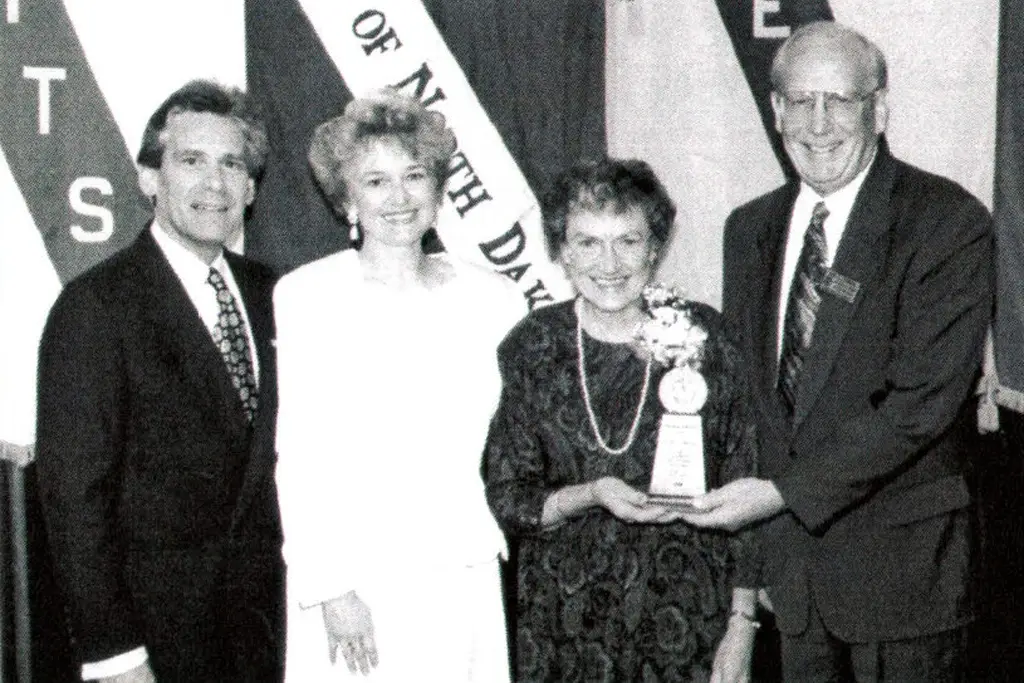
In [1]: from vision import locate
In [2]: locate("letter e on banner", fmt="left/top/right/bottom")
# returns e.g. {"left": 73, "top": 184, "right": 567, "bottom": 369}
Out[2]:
{"left": 753, "top": 0, "right": 790, "bottom": 39}
{"left": 69, "top": 177, "right": 114, "bottom": 243}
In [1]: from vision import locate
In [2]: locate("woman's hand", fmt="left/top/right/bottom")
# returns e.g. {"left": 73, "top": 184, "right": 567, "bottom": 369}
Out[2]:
{"left": 543, "top": 477, "right": 680, "bottom": 526}
{"left": 591, "top": 477, "right": 676, "bottom": 523}
{"left": 322, "top": 591, "right": 379, "bottom": 675}
{"left": 710, "top": 617, "right": 757, "bottom": 683}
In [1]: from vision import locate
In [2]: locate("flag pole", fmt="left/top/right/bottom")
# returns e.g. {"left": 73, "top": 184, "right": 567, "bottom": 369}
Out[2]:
{"left": 1, "top": 442, "right": 34, "bottom": 683}
{"left": 10, "top": 462, "right": 30, "bottom": 683}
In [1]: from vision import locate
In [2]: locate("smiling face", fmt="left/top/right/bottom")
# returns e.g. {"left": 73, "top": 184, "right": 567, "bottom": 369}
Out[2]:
{"left": 560, "top": 206, "right": 656, "bottom": 316}
{"left": 771, "top": 31, "right": 888, "bottom": 196}
{"left": 138, "top": 111, "right": 255, "bottom": 263}
{"left": 344, "top": 137, "right": 441, "bottom": 249}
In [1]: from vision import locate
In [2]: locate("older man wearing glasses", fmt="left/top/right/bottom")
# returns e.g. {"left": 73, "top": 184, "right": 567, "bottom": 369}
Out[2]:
{"left": 681, "top": 20, "right": 993, "bottom": 682}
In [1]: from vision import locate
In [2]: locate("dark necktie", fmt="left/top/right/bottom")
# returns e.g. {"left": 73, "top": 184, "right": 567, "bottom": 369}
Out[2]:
{"left": 208, "top": 267, "right": 259, "bottom": 422}
{"left": 777, "top": 201, "right": 829, "bottom": 412}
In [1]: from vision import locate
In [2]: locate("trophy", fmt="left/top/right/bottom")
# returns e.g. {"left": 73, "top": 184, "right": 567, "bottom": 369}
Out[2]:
{"left": 636, "top": 285, "right": 708, "bottom": 506}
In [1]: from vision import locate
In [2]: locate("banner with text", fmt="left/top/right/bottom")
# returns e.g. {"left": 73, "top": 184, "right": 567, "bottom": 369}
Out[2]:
{"left": 247, "top": 0, "right": 572, "bottom": 309}
{"left": 0, "top": 0, "right": 244, "bottom": 448}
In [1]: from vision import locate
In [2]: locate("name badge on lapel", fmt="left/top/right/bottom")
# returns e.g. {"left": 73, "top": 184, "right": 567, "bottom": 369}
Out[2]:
{"left": 819, "top": 268, "right": 861, "bottom": 304}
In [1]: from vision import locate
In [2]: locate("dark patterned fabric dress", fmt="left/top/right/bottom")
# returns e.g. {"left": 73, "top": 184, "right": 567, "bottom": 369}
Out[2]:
{"left": 484, "top": 299, "right": 758, "bottom": 683}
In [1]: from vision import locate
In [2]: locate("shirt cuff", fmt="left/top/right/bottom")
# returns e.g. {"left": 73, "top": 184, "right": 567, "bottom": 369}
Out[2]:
{"left": 81, "top": 647, "right": 148, "bottom": 680}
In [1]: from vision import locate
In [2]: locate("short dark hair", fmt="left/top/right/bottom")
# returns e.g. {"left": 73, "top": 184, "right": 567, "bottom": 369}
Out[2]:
{"left": 136, "top": 80, "right": 268, "bottom": 178}
{"left": 308, "top": 89, "right": 456, "bottom": 214}
{"left": 541, "top": 158, "right": 676, "bottom": 259}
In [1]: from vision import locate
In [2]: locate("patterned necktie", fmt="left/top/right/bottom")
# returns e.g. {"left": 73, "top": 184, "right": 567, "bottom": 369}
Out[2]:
{"left": 207, "top": 267, "right": 259, "bottom": 422}
{"left": 777, "top": 201, "right": 829, "bottom": 413}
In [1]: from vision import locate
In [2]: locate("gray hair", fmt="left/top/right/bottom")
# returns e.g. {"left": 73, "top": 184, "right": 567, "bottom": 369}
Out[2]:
{"left": 770, "top": 21, "right": 888, "bottom": 93}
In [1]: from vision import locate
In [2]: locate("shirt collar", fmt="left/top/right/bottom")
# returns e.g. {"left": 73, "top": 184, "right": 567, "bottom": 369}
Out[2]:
{"left": 150, "top": 221, "right": 228, "bottom": 284}
{"left": 797, "top": 147, "right": 878, "bottom": 214}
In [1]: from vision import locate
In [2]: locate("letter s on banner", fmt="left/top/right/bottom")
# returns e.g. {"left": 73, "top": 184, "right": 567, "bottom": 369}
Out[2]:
{"left": 69, "top": 176, "right": 114, "bottom": 243}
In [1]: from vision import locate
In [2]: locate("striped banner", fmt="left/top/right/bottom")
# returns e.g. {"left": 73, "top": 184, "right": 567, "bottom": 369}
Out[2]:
{"left": 0, "top": 1, "right": 244, "bottom": 449}
{"left": 2, "top": 0, "right": 593, "bottom": 451}
{"left": 246, "top": 0, "right": 573, "bottom": 309}
{"left": 2, "top": 0, "right": 1022, "bottom": 449}
{"left": 712, "top": 0, "right": 833, "bottom": 180}
{"left": 0, "top": 0, "right": 148, "bottom": 284}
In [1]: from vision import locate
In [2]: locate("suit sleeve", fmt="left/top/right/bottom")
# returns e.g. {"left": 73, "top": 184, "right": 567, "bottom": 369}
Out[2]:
{"left": 720, "top": 211, "right": 746, "bottom": 344}
{"left": 776, "top": 191, "right": 993, "bottom": 532}
{"left": 36, "top": 283, "right": 144, "bottom": 663}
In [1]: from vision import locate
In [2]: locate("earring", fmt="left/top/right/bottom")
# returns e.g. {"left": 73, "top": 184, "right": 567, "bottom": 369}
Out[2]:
{"left": 347, "top": 209, "right": 360, "bottom": 243}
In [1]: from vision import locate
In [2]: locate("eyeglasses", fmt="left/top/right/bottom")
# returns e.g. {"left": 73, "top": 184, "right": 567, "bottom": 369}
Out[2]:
{"left": 778, "top": 89, "right": 880, "bottom": 120}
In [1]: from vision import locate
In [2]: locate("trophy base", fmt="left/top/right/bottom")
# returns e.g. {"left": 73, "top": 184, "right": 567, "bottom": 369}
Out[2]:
{"left": 647, "top": 493, "right": 699, "bottom": 508}
{"left": 649, "top": 413, "right": 706, "bottom": 503}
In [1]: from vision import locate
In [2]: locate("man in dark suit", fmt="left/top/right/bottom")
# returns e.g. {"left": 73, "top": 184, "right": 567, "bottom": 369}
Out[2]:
{"left": 680, "top": 21, "right": 992, "bottom": 681}
{"left": 36, "top": 81, "right": 284, "bottom": 682}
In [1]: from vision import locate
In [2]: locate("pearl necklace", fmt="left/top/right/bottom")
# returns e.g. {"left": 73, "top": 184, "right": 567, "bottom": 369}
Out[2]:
{"left": 575, "top": 302, "right": 653, "bottom": 455}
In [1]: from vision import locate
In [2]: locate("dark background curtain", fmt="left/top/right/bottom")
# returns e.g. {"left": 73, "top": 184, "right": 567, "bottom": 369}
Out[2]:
{"left": 972, "top": 0, "right": 1024, "bottom": 677}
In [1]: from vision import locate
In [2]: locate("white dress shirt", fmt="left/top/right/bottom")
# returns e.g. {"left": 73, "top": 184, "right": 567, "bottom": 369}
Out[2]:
{"left": 776, "top": 155, "right": 877, "bottom": 359}
{"left": 81, "top": 221, "right": 256, "bottom": 680}
{"left": 151, "top": 221, "right": 259, "bottom": 381}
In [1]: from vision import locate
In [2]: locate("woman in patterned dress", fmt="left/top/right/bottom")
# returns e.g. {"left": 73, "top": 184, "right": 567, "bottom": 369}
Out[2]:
{"left": 484, "top": 158, "right": 759, "bottom": 682}
{"left": 273, "top": 91, "right": 525, "bottom": 682}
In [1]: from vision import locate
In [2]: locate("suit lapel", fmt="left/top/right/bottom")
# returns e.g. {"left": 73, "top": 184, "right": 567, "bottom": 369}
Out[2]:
{"left": 732, "top": 184, "right": 801, "bottom": 465}
{"left": 133, "top": 231, "right": 251, "bottom": 436}
{"left": 225, "top": 254, "right": 277, "bottom": 537}
{"left": 752, "top": 185, "right": 799, "bottom": 406}
{"left": 228, "top": 253, "right": 276, "bottom": 397}
{"left": 792, "top": 147, "right": 896, "bottom": 427}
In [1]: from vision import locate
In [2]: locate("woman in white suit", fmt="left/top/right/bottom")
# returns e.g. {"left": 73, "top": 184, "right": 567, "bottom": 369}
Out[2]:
{"left": 273, "top": 91, "right": 525, "bottom": 681}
